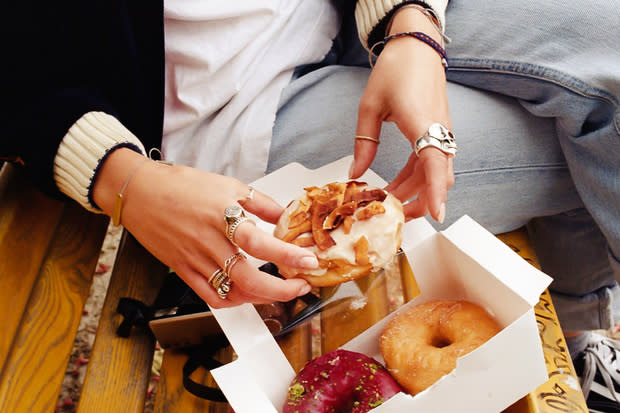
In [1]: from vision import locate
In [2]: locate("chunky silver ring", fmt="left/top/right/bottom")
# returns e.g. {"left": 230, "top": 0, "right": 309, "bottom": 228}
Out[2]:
{"left": 224, "top": 252, "right": 247, "bottom": 277}
{"left": 414, "top": 123, "right": 457, "bottom": 157}
{"left": 224, "top": 205, "right": 255, "bottom": 247}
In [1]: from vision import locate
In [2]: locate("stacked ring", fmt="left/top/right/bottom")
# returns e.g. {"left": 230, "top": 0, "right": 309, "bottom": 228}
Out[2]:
{"left": 224, "top": 252, "right": 246, "bottom": 276}
{"left": 209, "top": 268, "right": 231, "bottom": 300}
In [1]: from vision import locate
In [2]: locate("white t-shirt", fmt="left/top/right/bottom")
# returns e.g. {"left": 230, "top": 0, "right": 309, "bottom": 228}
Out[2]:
{"left": 162, "top": 0, "right": 339, "bottom": 183}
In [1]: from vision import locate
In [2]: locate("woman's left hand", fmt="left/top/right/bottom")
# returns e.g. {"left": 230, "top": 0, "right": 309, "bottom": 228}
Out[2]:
{"left": 349, "top": 7, "right": 454, "bottom": 223}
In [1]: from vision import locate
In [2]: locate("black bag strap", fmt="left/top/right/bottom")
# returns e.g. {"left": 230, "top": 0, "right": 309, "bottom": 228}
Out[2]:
{"left": 114, "top": 264, "right": 314, "bottom": 402}
{"left": 115, "top": 297, "right": 154, "bottom": 338}
{"left": 114, "top": 272, "right": 232, "bottom": 402}
{"left": 181, "top": 335, "right": 230, "bottom": 402}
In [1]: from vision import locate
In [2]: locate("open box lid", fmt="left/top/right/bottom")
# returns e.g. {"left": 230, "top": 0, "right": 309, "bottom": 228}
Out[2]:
{"left": 210, "top": 157, "right": 553, "bottom": 412}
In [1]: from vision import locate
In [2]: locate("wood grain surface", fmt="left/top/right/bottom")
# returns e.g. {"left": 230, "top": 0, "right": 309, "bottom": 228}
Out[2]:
{"left": 0, "top": 167, "right": 108, "bottom": 412}
{"left": 0, "top": 165, "right": 64, "bottom": 373}
{"left": 77, "top": 231, "right": 167, "bottom": 413}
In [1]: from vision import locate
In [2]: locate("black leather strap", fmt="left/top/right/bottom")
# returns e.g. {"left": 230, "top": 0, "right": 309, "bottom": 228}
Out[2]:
{"left": 181, "top": 335, "right": 230, "bottom": 402}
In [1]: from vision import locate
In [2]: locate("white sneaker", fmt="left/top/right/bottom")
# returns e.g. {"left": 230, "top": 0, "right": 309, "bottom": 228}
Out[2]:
{"left": 573, "top": 332, "right": 620, "bottom": 412}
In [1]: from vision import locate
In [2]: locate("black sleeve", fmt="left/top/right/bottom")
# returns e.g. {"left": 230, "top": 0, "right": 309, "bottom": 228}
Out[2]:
{"left": 0, "top": 0, "right": 165, "bottom": 198}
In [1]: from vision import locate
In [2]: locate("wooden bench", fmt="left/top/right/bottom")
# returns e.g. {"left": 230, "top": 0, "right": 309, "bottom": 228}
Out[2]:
{"left": 0, "top": 163, "right": 588, "bottom": 413}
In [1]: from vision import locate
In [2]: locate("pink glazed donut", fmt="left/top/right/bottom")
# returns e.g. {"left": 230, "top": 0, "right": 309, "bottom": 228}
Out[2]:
{"left": 282, "top": 349, "right": 402, "bottom": 413}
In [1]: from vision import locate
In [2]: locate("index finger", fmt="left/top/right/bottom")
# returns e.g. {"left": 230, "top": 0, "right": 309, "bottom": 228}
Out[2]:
{"left": 233, "top": 219, "right": 319, "bottom": 271}
{"left": 227, "top": 255, "right": 311, "bottom": 302}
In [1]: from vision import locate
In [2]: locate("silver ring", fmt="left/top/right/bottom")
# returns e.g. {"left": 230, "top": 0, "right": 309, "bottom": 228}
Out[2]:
{"left": 208, "top": 268, "right": 225, "bottom": 284}
{"left": 216, "top": 277, "right": 231, "bottom": 299}
{"left": 246, "top": 186, "right": 255, "bottom": 201}
{"left": 208, "top": 268, "right": 231, "bottom": 299}
{"left": 414, "top": 123, "right": 457, "bottom": 157}
{"left": 224, "top": 205, "right": 255, "bottom": 247}
{"left": 224, "top": 252, "right": 247, "bottom": 276}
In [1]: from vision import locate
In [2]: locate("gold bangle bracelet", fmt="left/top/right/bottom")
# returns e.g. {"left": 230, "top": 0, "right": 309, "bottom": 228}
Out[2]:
{"left": 112, "top": 157, "right": 149, "bottom": 226}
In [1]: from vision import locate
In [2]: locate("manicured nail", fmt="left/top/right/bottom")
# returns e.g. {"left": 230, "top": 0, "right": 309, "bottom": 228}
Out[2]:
{"left": 299, "top": 255, "right": 319, "bottom": 269}
{"left": 437, "top": 203, "right": 446, "bottom": 224}
{"left": 348, "top": 161, "right": 355, "bottom": 179}
{"left": 299, "top": 283, "right": 312, "bottom": 296}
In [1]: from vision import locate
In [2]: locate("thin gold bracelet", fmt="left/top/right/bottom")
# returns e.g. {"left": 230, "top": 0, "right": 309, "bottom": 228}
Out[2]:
{"left": 112, "top": 157, "right": 149, "bottom": 226}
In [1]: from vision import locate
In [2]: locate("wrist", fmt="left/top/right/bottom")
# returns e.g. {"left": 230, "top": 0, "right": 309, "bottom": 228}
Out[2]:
{"left": 388, "top": 7, "right": 442, "bottom": 42}
{"left": 92, "top": 147, "right": 151, "bottom": 218}
{"left": 54, "top": 111, "right": 146, "bottom": 212}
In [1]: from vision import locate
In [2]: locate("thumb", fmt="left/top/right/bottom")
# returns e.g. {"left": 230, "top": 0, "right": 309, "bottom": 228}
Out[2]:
{"left": 349, "top": 111, "right": 382, "bottom": 180}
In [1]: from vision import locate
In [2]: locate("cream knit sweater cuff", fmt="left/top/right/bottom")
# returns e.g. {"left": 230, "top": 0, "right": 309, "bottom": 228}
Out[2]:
{"left": 53, "top": 111, "right": 146, "bottom": 213}
{"left": 355, "top": 0, "right": 448, "bottom": 49}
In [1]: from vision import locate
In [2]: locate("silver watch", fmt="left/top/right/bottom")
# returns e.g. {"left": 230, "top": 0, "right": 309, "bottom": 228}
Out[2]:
{"left": 414, "top": 123, "right": 457, "bottom": 157}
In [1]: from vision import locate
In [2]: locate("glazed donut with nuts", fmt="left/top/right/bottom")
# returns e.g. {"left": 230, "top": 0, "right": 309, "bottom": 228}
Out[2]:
{"left": 273, "top": 181, "right": 404, "bottom": 287}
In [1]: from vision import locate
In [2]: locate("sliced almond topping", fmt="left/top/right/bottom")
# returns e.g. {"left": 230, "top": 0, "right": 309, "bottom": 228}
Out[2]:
{"left": 323, "top": 201, "right": 356, "bottom": 230}
{"left": 343, "top": 181, "right": 367, "bottom": 203}
{"left": 291, "top": 236, "right": 315, "bottom": 247}
{"left": 355, "top": 200, "right": 386, "bottom": 221}
{"left": 342, "top": 216, "right": 354, "bottom": 234}
{"left": 311, "top": 199, "right": 337, "bottom": 250}
{"left": 288, "top": 210, "right": 310, "bottom": 229}
{"left": 351, "top": 189, "right": 387, "bottom": 206}
{"left": 282, "top": 220, "right": 312, "bottom": 242}
{"left": 281, "top": 181, "right": 390, "bottom": 249}
{"left": 354, "top": 235, "right": 370, "bottom": 265}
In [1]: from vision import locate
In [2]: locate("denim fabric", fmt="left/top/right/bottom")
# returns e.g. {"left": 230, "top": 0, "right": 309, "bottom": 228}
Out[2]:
{"left": 269, "top": 0, "right": 620, "bottom": 331}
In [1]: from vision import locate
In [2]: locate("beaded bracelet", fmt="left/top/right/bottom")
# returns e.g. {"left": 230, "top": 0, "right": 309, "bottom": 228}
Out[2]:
{"left": 383, "top": 31, "right": 448, "bottom": 71}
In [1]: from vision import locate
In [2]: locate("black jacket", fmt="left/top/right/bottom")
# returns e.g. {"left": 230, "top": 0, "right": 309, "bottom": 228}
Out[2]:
{"left": 2, "top": 0, "right": 165, "bottom": 198}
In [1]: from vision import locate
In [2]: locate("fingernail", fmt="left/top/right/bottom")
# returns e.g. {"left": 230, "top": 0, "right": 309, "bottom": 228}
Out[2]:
{"left": 299, "top": 283, "right": 312, "bottom": 295}
{"left": 299, "top": 255, "right": 319, "bottom": 269}
{"left": 348, "top": 161, "right": 355, "bottom": 179}
{"left": 437, "top": 203, "right": 446, "bottom": 224}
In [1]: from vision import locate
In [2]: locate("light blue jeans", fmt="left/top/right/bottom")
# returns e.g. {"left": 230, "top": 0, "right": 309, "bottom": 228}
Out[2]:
{"left": 268, "top": 0, "right": 620, "bottom": 332}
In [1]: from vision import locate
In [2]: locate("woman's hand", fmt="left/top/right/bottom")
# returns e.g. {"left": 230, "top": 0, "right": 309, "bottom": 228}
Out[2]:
{"left": 93, "top": 148, "right": 318, "bottom": 308}
{"left": 350, "top": 7, "right": 454, "bottom": 223}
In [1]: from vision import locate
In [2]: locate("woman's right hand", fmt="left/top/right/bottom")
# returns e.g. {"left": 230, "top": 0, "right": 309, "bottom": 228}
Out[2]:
{"left": 93, "top": 148, "right": 318, "bottom": 308}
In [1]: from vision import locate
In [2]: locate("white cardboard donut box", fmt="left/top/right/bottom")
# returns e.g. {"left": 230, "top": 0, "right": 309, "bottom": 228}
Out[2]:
{"left": 209, "top": 156, "right": 552, "bottom": 413}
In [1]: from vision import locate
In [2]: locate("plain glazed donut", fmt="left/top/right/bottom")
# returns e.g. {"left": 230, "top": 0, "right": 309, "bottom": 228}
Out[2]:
{"left": 380, "top": 299, "right": 501, "bottom": 395}
{"left": 283, "top": 349, "right": 402, "bottom": 413}
{"left": 274, "top": 181, "right": 404, "bottom": 287}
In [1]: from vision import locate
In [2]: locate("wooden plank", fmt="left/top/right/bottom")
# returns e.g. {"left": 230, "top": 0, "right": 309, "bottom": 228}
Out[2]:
{"left": 78, "top": 231, "right": 168, "bottom": 413}
{"left": 0, "top": 164, "right": 64, "bottom": 372}
{"left": 0, "top": 200, "right": 108, "bottom": 412}
{"left": 499, "top": 229, "right": 589, "bottom": 413}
